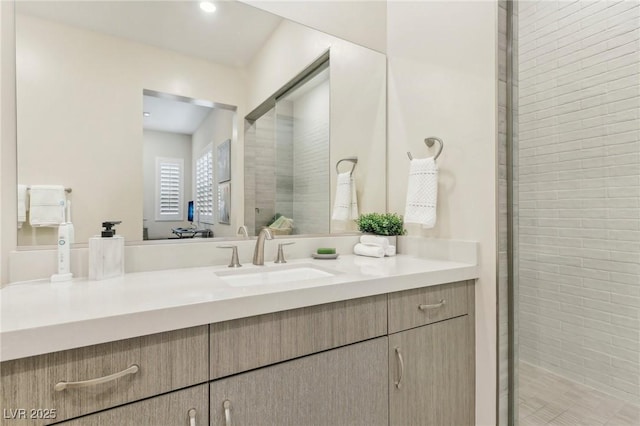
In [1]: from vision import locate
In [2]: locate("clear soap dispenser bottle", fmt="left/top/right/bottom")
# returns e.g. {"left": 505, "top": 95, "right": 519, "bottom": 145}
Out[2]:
{"left": 89, "top": 221, "right": 124, "bottom": 280}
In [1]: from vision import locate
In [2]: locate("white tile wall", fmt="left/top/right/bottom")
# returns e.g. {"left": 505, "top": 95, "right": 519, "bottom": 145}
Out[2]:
{"left": 518, "top": 0, "right": 639, "bottom": 403}
{"left": 292, "top": 78, "right": 330, "bottom": 235}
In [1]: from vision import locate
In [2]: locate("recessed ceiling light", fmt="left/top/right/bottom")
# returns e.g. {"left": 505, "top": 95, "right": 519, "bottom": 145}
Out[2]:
{"left": 200, "top": 2, "right": 217, "bottom": 13}
{"left": 143, "top": 112, "right": 151, "bottom": 117}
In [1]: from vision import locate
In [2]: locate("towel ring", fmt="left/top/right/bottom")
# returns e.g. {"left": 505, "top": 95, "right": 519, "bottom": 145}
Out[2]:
{"left": 336, "top": 157, "right": 358, "bottom": 176}
{"left": 407, "top": 137, "right": 444, "bottom": 161}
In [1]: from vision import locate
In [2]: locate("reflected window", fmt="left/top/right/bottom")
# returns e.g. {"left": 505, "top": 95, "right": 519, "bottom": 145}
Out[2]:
{"left": 196, "top": 145, "right": 214, "bottom": 223}
{"left": 156, "top": 157, "right": 184, "bottom": 221}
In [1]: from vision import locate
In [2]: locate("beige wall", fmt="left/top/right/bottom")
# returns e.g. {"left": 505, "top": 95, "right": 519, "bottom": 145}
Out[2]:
{"left": 241, "top": 0, "right": 387, "bottom": 53}
{"left": 247, "top": 20, "right": 387, "bottom": 232}
{"left": 1, "top": 1, "right": 18, "bottom": 284}
{"left": 14, "top": 14, "right": 246, "bottom": 246}
{"left": 386, "top": 2, "right": 498, "bottom": 425}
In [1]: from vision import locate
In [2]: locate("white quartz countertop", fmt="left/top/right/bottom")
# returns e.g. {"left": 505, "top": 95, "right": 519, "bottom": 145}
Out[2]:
{"left": 0, "top": 254, "right": 478, "bottom": 361}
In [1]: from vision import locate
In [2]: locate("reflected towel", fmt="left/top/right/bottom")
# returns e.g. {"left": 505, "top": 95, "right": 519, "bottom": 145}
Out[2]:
{"left": 385, "top": 245, "right": 396, "bottom": 257}
{"left": 29, "top": 185, "right": 66, "bottom": 227}
{"left": 17, "top": 185, "right": 28, "bottom": 228}
{"left": 353, "top": 255, "right": 387, "bottom": 277}
{"left": 404, "top": 157, "right": 438, "bottom": 228}
{"left": 332, "top": 172, "right": 358, "bottom": 221}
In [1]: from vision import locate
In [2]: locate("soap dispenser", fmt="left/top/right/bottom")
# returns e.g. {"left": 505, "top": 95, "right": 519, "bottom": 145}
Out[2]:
{"left": 89, "top": 221, "right": 125, "bottom": 280}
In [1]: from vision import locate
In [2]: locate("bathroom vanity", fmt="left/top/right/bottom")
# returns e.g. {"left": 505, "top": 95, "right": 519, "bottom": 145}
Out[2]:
{"left": 1, "top": 252, "right": 477, "bottom": 426}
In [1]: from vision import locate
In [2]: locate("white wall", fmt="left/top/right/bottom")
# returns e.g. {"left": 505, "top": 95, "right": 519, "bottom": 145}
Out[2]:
{"left": 247, "top": 20, "right": 387, "bottom": 232}
{"left": 14, "top": 14, "right": 245, "bottom": 246}
{"left": 191, "top": 108, "right": 237, "bottom": 237}
{"left": 241, "top": 0, "right": 387, "bottom": 53}
{"left": 386, "top": 2, "right": 498, "bottom": 424}
{"left": 142, "top": 130, "right": 192, "bottom": 240}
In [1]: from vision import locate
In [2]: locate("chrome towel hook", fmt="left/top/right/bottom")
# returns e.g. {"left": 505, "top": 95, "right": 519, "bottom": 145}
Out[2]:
{"left": 407, "top": 137, "right": 444, "bottom": 161}
{"left": 336, "top": 157, "right": 358, "bottom": 176}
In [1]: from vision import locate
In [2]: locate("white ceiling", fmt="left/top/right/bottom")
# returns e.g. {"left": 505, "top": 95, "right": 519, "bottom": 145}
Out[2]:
{"left": 16, "top": 0, "right": 283, "bottom": 67}
{"left": 142, "top": 95, "right": 214, "bottom": 135}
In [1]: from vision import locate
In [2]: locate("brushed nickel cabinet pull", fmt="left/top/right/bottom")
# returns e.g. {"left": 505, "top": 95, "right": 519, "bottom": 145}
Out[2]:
{"left": 418, "top": 299, "right": 446, "bottom": 310}
{"left": 223, "top": 400, "right": 232, "bottom": 426}
{"left": 188, "top": 408, "right": 197, "bottom": 426}
{"left": 54, "top": 364, "right": 139, "bottom": 391}
{"left": 394, "top": 347, "right": 404, "bottom": 389}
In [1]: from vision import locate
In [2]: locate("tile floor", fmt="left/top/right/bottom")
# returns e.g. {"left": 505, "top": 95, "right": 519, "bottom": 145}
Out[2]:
{"left": 519, "top": 362, "right": 640, "bottom": 426}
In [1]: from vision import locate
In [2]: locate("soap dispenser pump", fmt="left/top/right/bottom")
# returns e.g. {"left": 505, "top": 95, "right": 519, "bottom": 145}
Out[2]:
{"left": 89, "top": 221, "right": 125, "bottom": 281}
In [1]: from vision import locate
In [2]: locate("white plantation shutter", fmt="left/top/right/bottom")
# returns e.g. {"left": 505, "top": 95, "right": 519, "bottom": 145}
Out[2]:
{"left": 195, "top": 145, "right": 213, "bottom": 223}
{"left": 155, "top": 157, "right": 184, "bottom": 221}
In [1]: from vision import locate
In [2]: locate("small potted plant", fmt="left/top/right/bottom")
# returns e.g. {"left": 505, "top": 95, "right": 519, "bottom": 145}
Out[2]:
{"left": 355, "top": 212, "right": 406, "bottom": 246}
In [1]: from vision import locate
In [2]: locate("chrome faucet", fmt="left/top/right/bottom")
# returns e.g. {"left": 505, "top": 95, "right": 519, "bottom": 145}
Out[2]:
{"left": 253, "top": 228, "right": 274, "bottom": 265}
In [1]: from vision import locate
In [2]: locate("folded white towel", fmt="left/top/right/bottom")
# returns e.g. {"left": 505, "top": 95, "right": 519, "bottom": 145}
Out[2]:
{"left": 29, "top": 185, "right": 66, "bottom": 227}
{"left": 17, "top": 185, "right": 28, "bottom": 228}
{"left": 360, "top": 235, "right": 390, "bottom": 250}
{"left": 404, "top": 157, "right": 438, "bottom": 228}
{"left": 332, "top": 172, "right": 358, "bottom": 221}
{"left": 353, "top": 243, "right": 385, "bottom": 258}
{"left": 385, "top": 245, "right": 396, "bottom": 257}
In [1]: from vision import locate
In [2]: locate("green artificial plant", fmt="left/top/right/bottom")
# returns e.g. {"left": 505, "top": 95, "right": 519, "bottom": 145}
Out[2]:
{"left": 355, "top": 213, "right": 406, "bottom": 236}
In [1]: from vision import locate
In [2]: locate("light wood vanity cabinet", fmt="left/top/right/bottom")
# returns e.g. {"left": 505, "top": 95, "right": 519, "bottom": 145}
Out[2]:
{"left": 56, "top": 384, "right": 208, "bottom": 426}
{"left": 1, "top": 281, "right": 474, "bottom": 426}
{"left": 0, "top": 326, "right": 208, "bottom": 425}
{"left": 210, "top": 337, "right": 389, "bottom": 426}
{"left": 388, "top": 280, "right": 475, "bottom": 426}
{"left": 389, "top": 316, "right": 474, "bottom": 426}
{"left": 210, "top": 294, "right": 388, "bottom": 379}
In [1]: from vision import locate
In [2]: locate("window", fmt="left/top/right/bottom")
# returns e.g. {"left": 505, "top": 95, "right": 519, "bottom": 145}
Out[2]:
{"left": 195, "top": 144, "right": 213, "bottom": 223}
{"left": 155, "top": 157, "right": 184, "bottom": 221}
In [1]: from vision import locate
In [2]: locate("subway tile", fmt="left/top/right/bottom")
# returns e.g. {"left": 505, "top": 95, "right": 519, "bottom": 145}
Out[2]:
{"left": 517, "top": 0, "right": 639, "bottom": 400}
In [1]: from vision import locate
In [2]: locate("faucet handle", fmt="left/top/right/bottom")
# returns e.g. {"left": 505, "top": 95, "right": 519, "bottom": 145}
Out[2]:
{"left": 217, "top": 245, "right": 242, "bottom": 268}
{"left": 274, "top": 242, "right": 295, "bottom": 264}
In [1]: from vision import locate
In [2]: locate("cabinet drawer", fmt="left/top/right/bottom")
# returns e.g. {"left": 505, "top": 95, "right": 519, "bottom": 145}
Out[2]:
{"left": 210, "top": 294, "right": 387, "bottom": 379}
{"left": 388, "top": 281, "right": 469, "bottom": 333}
{"left": 0, "top": 326, "right": 208, "bottom": 425}
{"left": 57, "top": 384, "right": 208, "bottom": 426}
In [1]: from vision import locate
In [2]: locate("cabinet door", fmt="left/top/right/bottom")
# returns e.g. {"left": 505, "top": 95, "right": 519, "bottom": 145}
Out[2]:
{"left": 57, "top": 384, "right": 208, "bottom": 426}
{"left": 389, "top": 316, "right": 474, "bottom": 426}
{"left": 210, "top": 337, "right": 388, "bottom": 426}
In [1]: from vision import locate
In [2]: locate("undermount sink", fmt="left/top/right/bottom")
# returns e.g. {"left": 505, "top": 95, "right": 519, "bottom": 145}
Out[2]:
{"left": 215, "top": 263, "right": 338, "bottom": 287}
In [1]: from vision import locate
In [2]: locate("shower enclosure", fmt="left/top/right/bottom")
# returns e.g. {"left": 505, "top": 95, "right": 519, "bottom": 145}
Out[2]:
{"left": 244, "top": 64, "right": 330, "bottom": 236}
{"left": 508, "top": 0, "right": 640, "bottom": 424}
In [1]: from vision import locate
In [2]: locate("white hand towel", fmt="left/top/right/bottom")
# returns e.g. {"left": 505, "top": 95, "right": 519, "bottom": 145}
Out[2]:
{"left": 353, "top": 243, "right": 385, "bottom": 258}
{"left": 332, "top": 172, "right": 359, "bottom": 221}
{"left": 360, "top": 235, "right": 390, "bottom": 250}
{"left": 385, "top": 245, "right": 396, "bottom": 257}
{"left": 404, "top": 157, "right": 438, "bottom": 228}
{"left": 17, "top": 185, "right": 28, "bottom": 228}
{"left": 29, "top": 185, "right": 66, "bottom": 227}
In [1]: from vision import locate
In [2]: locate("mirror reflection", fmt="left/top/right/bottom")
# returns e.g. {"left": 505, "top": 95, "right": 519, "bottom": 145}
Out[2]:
{"left": 245, "top": 64, "right": 330, "bottom": 237}
{"left": 15, "top": 0, "right": 387, "bottom": 246}
{"left": 142, "top": 90, "right": 235, "bottom": 240}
